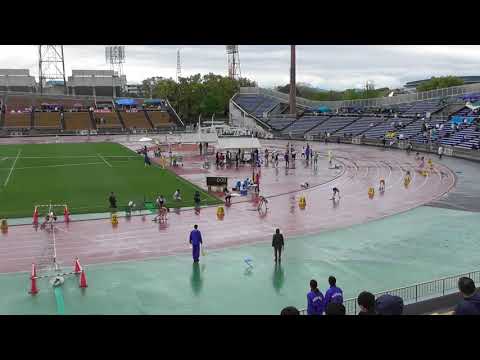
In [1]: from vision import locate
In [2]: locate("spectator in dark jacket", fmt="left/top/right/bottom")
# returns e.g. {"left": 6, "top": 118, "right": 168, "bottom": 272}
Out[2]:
{"left": 326, "top": 302, "right": 346, "bottom": 315}
{"left": 454, "top": 277, "right": 480, "bottom": 315}
{"left": 280, "top": 306, "right": 300, "bottom": 315}
{"left": 272, "top": 228, "right": 284, "bottom": 263}
{"left": 375, "top": 294, "right": 404, "bottom": 315}
{"left": 357, "top": 291, "right": 376, "bottom": 315}
{"left": 324, "top": 276, "right": 344, "bottom": 308}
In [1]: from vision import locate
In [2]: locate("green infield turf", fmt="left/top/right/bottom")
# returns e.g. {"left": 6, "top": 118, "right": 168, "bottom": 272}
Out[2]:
{"left": 0, "top": 142, "right": 221, "bottom": 218}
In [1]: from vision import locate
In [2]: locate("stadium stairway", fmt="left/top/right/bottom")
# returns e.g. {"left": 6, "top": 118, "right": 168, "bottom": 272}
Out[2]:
{"left": 143, "top": 110, "right": 155, "bottom": 128}
{"left": 114, "top": 108, "right": 127, "bottom": 129}
{"left": 60, "top": 112, "right": 66, "bottom": 130}
{"left": 88, "top": 111, "right": 97, "bottom": 129}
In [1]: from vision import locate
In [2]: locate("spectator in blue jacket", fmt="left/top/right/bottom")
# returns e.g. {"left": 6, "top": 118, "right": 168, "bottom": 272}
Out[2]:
{"left": 324, "top": 276, "right": 344, "bottom": 308}
{"left": 307, "top": 279, "right": 325, "bottom": 315}
{"left": 454, "top": 277, "right": 480, "bottom": 315}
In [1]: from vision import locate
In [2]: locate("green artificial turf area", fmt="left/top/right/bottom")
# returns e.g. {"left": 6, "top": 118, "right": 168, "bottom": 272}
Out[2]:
{"left": 0, "top": 142, "right": 221, "bottom": 218}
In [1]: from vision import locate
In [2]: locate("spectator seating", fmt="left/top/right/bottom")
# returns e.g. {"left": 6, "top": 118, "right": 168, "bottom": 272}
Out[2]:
{"left": 121, "top": 111, "right": 152, "bottom": 129}
{"left": 361, "top": 118, "right": 398, "bottom": 139}
{"left": 281, "top": 115, "right": 330, "bottom": 136}
{"left": 392, "top": 118, "right": 424, "bottom": 140}
{"left": 4, "top": 112, "right": 31, "bottom": 129}
{"left": 455, "top": 128, "right": 480, "bottom": 150}
{"left": 234, "top": 94, "right": 266, "bottom": 113}
{"left": 335, "top": 116, "right": 386, "bottom": 137}
{"left": 5, "top": 96, "right": 33, "bottom": 112}
{"left": 440, "top": 124, "right": 476, "bottom": 147}
{"left": 403, "top": 100, "right": 446, "bottom": 116}
{"left": 94, "top": 112, "right": 122, "bottom": 128}
{"left": 306, "top": 116, "right": 357, "bottom": 136}
{"left": 34, "top": 112, "right": 61, "bottom": 129}
{"left": 147, "top": 111, "right": 172, "bottom": 128}
{"left": 267, "top": 117, "right": 297, "bottom": 131}
{"left": 254, "top": 97, "right": 280, "bottom": 117}
{"left": 64, "top": 112, "right": 92, "bottom": 130}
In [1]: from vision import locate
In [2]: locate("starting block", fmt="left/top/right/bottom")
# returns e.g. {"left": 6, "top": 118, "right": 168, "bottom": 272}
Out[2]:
{"left": 0, "top": 219, "right": 7, "bottom": 233}
{"left": 217, "top": 206, "right": 225, "bottom": 220}
{"left": 368, "top": 187, "right": 375, "bottom": 199}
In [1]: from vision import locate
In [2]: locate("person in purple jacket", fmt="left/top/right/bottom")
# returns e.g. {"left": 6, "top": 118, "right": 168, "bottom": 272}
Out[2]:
{"left": 324, "top": 276, "right": 344, "bottom": 308}
{"left": 189, "top": 224, "right": 203, "bottom": 263}
{"left": 307, "top": 279, "right": 325, "bottom": 315}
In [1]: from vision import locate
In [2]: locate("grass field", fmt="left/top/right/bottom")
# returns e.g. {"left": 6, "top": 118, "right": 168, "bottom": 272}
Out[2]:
{"left": 0, "top": 142, "right": 221, "bottom": 218}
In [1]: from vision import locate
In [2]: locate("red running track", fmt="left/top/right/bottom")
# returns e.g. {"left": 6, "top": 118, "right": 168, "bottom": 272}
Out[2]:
{"left": 0, "top": 140, "right": 455, "bottom": 274}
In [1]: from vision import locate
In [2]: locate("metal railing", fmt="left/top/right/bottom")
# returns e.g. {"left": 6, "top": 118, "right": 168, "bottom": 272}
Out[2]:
{"left": 298, "top": 269, "right": 480, "bottom": 315}
{"left": 241, "top": 83, "right": 480, "bottom": 110}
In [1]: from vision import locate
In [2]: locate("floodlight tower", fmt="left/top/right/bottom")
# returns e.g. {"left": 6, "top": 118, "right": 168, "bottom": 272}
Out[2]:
{"left": 176, "top": 49, "right": 182, "bottom": 82}
{"left": 226, "top": 45, "right": 241, "bottom": 80}
{"left": 289, "top": 45, "right": 297, "bottom": 115}
{"left": 105, "top": 46, "right": 126, "bottom": 95}
{"left": 38, "top": 45, "right": 67, "bottom": 95}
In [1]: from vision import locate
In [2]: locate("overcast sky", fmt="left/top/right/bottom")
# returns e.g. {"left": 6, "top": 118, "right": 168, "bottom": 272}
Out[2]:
{"left": 1, "top": 45, "right": 480, "bottom": 90}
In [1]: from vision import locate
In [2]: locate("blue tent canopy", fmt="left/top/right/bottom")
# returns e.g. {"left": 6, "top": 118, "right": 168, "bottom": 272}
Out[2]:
{"left": 315, "top": 105, "right": 331, "bottom": 113}
{"left": 115, "top": 98, "right": 136, "bottom": 106}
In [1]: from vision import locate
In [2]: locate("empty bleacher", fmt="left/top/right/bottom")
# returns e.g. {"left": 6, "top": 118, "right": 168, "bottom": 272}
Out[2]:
{"left": 64, "top": 112, "right": 92, "bottom": 130}
{"left": 280, "top": 115, "right": 329, "bottom": 136}
{"left": 147, "top": 111, "right": 172, "bottom": 128}
{"left": 306, "top": 116, "right": 357, "bottom": 136}
{"left": 335, "top": 116, "right": 386, "bottom": 137}
{"left": 403, "top": 100, "right": 446, "bottom": 116}
{"left": 440, "top": 124, "right": 475, "bottom": 147}
{"left": 253, "top": 97, "right": 280, "bottom": 117}
{"left": 4, "top": 112, "right": 31, "bottom": 129}
{"left": 34, "top": 112, "right": 61, "bottom": 129}
{"left": 94, "top": 112, "right": 122, "bottom": 128}
{"left": 121, "top": 111, "right": 151, "bottom": 129}
{"left": 234, "top": 94, "right": 266, "bottom": 113}
{"left": 267, "top": 116, "right": 296, "bottom": 131}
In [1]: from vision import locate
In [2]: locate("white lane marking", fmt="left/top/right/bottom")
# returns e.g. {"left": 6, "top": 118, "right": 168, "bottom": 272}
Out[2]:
{"left": 3, "top": 149, "right": 22, "bottom": 187}
{"left": 97, "top": 153, "right": 112, "bottom": 168}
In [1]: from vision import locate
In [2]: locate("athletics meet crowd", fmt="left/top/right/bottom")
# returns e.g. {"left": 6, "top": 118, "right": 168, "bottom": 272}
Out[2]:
{"left": 281, "top": 276, "right": 480, "bottom": 315}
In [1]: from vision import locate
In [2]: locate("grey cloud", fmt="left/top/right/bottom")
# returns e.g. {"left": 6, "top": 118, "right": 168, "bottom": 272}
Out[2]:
{"left": 0, "top": 45, "right": 479, "bottom": 90}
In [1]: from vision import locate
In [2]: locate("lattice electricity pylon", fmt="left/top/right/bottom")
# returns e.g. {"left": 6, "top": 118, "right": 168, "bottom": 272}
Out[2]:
{"left": 38, "top": 45, "right": 67, "bottom": 95}
{"left": 105, "top": 46, "right": 126, "bottom": 90}
{"left": 176, "top": 49, "right": 182, "bottom": 82}
{"left": 226, "top": 45, "right": 241, "bottom": 80}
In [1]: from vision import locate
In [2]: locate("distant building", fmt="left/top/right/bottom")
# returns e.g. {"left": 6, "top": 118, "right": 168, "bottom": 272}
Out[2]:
{"left": 405, "top": 76, "right": 480, "bottom": 89}
{"left": 0, "top": 69, "right": 36, "bottom": 92}
{"left": 67, "top": 70, "right": 126, "bottom": 97}
{"left": 125, "top": 83, "right": 143, "bottom": 96}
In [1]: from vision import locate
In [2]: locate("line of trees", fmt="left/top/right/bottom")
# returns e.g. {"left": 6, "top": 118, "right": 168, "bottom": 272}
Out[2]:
{"left": 275, "top": 83, "right": 391, "bottom": 101}
{"left": 416, "top": 76, "right": 464, "bottom": 92}
{"left": 140, "top": 74, "right": 256, "bottom": 122}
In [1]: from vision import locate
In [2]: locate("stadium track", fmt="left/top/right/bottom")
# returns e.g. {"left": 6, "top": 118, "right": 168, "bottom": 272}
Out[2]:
{"left": 0, "top": 140, "right": 455, "bottom": 274}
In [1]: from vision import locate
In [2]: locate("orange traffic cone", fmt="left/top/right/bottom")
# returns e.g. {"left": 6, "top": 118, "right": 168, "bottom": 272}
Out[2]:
{"left": 64, "top": 206, "right": 70, "bottom": 223}
{"left": 79, "top": 270, "right": 88, "bottom": 288}
{"left": 29, "top": 276, "right": 39, "bottom": 295}
{"left": 31, "top": 263, "right": 37, "bottom": 279}
{"left": 74, "top": 258, "right": 82, "bottom": 274}
{"left": 33, "top": 207, "right": 39, "bottom": 225}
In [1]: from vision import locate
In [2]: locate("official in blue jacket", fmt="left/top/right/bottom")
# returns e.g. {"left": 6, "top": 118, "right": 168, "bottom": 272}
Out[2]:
{"left": 324, "top": 276, "right": 344, "bottom": 308}
{"left": 307, "top": 279, "right": 325, "bottom": 315}
{"left": 189, "top": 224, "right": 203, "bottom": 262}
{"left": 454, "top": 277, "right": 480, "bottom": 315}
